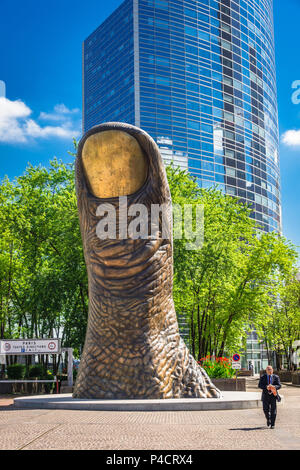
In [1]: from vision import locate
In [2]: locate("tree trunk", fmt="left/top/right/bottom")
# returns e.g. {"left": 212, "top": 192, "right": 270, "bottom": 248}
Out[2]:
{"left": 218, "top": 313, "right": 235, "bottom": 357}
{"left": 190, "top": 308, "right": 195, "bottom": 358}
{"left": 275, "top": 351, "right": 281, "bottom": 370}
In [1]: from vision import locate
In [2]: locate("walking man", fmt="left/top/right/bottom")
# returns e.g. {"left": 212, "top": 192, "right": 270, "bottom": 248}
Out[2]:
{"left": 259, "top": 365, "right": 281, "bottom": 429}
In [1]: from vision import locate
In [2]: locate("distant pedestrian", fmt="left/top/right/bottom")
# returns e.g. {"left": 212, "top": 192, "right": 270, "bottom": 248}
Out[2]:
{"left": 258, "top": 365, "right": 281, "bottom": 429}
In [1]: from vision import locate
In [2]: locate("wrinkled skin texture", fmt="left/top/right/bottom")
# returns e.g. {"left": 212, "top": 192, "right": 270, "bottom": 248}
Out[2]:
{"left": 73, "top": 122, "right": 221, "bottom": 399}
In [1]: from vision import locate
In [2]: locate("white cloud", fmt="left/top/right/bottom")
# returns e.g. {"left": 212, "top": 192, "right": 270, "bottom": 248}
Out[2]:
{"left": 39, "top": 103, "right": 80, "bottom": 121}
{"left": 25, "top": 119, "right": 79, "bottom": 139}
{"left": 0, "top": 97, "right": 81, "bottom": 144}
{"left": 0, "top": 98, "right": 32, "bottom": 143}
{"left": 282, "top": 130, "right": 300, "bottom": 147}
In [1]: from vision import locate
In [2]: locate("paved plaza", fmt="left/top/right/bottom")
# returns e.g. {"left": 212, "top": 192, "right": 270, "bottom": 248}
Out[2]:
{"left": 0, "top": 378, "right": 299, "bottom": 450}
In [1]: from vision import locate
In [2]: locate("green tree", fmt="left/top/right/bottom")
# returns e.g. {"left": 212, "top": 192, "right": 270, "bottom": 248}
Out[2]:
{"left": 0, "top": 158, "right": 88, "bottom": 371}
{"left": 257, "top": 271, "right": 300, "bottom": 370}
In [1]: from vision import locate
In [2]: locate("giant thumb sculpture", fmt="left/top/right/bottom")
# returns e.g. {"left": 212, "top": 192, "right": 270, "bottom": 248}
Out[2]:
{"left": 73, "top": 122, "right": 221, "bottom": 400}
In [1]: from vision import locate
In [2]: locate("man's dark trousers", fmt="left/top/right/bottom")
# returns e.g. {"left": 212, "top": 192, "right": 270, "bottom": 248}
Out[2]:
{"left": 262, "top": 394, "right": 277, "bottom": 427}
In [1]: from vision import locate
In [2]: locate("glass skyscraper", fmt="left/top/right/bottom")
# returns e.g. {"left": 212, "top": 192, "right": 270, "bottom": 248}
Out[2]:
{"left": 83, "top": 0, "right": 281, "bottom": 233}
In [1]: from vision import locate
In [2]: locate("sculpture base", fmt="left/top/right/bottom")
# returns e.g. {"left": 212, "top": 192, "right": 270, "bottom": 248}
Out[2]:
{"left": 13, "top": 392, "right": 262, "bottom": 411}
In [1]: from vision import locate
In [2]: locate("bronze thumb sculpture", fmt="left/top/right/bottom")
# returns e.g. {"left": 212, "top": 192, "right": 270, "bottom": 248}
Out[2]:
{"left": 73, "top": 122, "right": 221, "bottom": 399}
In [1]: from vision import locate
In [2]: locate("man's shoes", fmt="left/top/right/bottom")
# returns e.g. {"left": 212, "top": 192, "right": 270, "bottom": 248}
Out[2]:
{"left": 267, "top": 420, "right": 271, "bottom": 427}
{"left": 270, "top": 425, "right": 275, "bottom": 429}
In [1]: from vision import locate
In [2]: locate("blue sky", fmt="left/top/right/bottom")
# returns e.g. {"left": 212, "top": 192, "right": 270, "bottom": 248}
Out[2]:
{"left": 0, "top": 0, "right": 299, "bottom": 253}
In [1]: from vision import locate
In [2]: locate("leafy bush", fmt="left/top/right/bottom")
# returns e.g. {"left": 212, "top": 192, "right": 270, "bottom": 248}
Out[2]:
{"left": 42, "top": 370, "right": 55, "bottom": 393}
{"left": 43, "top": 369, "right": 54, "bottom": 380}
{"left": 198, "top": 356, "right": 236, "bottom": 379}
{"left": 28, "top": 364, "right": 44, "bottom": 378}
{"left": 7, "top": 364, "right": 26, "bottom": 379}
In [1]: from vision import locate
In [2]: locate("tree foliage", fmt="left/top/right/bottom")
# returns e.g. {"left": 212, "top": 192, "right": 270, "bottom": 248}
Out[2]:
{"left": 256, "top": 270, "right": 300, "bottom": 369}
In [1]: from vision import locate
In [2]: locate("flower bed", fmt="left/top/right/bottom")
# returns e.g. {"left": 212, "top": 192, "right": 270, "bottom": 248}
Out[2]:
{"left": 198, "top": 356, "right": 236, "bottom": 379}
{"left": 197, "top": 356, "right": 246, "bottom": 391}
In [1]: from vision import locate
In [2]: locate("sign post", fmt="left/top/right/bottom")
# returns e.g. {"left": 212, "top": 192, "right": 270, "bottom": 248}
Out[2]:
{"left": 62, "top": 347, "right": 74, "bottom": 388}
{"left": 232, "top": 354, "right": 241, "bottom": 391}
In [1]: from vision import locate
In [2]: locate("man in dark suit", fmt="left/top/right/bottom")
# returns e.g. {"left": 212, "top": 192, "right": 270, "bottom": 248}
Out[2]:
{"left": 259, "top": 365, "right": 281, "bottom": 429}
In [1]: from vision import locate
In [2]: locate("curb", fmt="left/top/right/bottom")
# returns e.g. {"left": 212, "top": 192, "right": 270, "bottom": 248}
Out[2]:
{"left": 13, "top": 392, "right": 262, "bottom": 411}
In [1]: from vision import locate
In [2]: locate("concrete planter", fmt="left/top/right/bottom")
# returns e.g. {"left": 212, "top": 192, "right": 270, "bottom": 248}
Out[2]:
{"left": 260, "top": 369, "right": 279, "bottom": 376}
{"left": 60, "top": 380, "right": 73, "bottom": 394}
{"left": 211, "top": 378, "right": 246, "bottom": 391}
{"left": 237, "top": 370, "right": 253, "bottom": 377}
{"left": 260, "top": 370, "right": 292, "bottom": 382}
{"left": 278, "top": 370, "right": 293, "bottom": 382}
{"left": 292, "top": 372, "right": 300, "bottom": 385}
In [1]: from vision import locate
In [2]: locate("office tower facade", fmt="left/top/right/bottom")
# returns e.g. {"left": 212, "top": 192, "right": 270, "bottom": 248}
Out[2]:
{"left": 83, "top": 0, "right": 281, "bottom": 233}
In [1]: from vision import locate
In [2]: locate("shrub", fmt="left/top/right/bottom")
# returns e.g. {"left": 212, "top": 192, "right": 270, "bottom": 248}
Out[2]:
{"left": 43, "top": 370, "right": 55, "bottom": 393}
{"left": 7, "top": 364, "right": 26, "bottom": 380}
{"left": 28, "top": 364, "right": 44, "bottom": 378}
{"left": 43, "top": 369, "right": 54, "bottom": 380}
